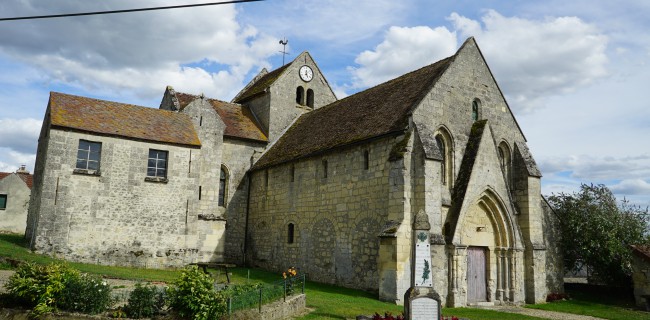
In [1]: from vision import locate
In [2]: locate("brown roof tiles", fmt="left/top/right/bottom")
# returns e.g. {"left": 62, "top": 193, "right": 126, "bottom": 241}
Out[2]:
{"left": 252, "top": 55, "right": 454, "bottom": 170}
{"left": 0, "top": 172, "right": 33, "bottom": 189}
{"left": 232, "top": 64, "right": 290, "bottom": 103}
{"left": 172, "top": 91, "right": 267, "bottom": 143}
{"left": 49, "top": 92, "right": 201, "bottom": 147}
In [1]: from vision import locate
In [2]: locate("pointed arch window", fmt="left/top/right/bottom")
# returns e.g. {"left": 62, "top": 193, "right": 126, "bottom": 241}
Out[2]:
{"left": 498, "top": 142, "right": 512, "bottom": 188}
{"left": 219, "top": 166, "right": 228, "bottom": 207}
{"left": 435, "top": 128, "right": 454, "bottom": 190}
{"left": 306, "top": 89, "right": 314, "bottom": 108}
{"left": 472, "top": 99, "right": 481, "bottom": 121}
{"left": 296, "top": 86, "right": 305, "bottom": 105}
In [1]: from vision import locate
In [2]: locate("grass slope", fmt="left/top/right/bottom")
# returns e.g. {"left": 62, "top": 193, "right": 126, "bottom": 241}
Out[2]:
{"left": 526, "top": 284, "right": 648, "bottom": 320}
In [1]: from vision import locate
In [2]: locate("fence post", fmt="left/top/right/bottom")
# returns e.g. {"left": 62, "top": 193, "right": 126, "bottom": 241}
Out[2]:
{"left": 259, "top": 288, "right": 263, "bottom": 313}
{"left": 228, "top": 297, "right": 232, "bottom": 315}
{"left": 302, "top": 274, "right": 305, "bottom": 294}
{"left": 284, "top": 279, "right": 287, "bottom": 302}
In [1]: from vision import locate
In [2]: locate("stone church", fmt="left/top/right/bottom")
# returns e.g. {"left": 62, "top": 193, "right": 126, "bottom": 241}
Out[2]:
{"left": 26, "top": 38, "right": 562, "bottom": 306}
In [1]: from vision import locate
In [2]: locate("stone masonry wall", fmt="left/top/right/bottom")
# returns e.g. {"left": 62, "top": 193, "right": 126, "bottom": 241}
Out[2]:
{"left": 0, "top": 174, "right": 31, "bottom": 234}
{"left": 265, "top": 53, "right": 337, "bottom": 142}
{"left": 247, "top": 135, "right": 400, "bottom": 292}
{"left": 222, "top": 138, "right": 266, "bottom": 264}
{"left": 29, "top": 129, "right": 200, "bottom": 268}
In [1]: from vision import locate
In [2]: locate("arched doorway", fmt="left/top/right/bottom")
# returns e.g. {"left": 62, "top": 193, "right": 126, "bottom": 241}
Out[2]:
{"left": 449, "top": 189, "right": 521, "bottom": 305}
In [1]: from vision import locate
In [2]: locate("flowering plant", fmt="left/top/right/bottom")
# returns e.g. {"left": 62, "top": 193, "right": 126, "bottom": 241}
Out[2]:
{"left": 282, "top": 266, "right": 298, "bottom": 295}
{"left": 372, "top": 312, "right": 404, "bottom": 320}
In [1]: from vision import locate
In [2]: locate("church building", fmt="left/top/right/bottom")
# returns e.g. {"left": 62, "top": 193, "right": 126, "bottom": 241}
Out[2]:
{"left": 26, "top": 38, "right": 562, "bottom": 306}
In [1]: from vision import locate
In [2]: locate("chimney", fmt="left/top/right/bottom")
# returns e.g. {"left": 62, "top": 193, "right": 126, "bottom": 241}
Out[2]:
{"left": 16, "top": 165, "right": 29, "bottom": 174}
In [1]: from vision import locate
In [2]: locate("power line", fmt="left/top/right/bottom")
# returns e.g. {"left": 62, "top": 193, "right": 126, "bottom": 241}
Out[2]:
{"left": 0, "top": 0, "right": 264, "bottom": 22}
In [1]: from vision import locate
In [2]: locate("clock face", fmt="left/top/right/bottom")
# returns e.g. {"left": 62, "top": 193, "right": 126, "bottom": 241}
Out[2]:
{"left": 299, "top": 65, "right": 313, "bottom": 82}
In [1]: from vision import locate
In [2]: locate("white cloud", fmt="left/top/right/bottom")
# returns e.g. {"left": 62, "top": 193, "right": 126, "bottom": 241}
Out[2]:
{"left": 0, "top": 148, "right": 36, "bottom": 173}
{"left": 0, "top": 1, "right": 280, "bottom": 100}
{"left": 539, "top": 154, "right": 650, "bottom": 181}
{"left": 349, "top": 26, "right": 457, "bottom": 88}
{"left": 610, "top": 179, "right": 650, "bottom": 195}
{"left": 0, "top": 118, "right": 41, "bottom": 154}
{"left": 240, "top": 0, "right": 407, "bottom": 46}
{"left": 448, "top": 10, "right": 609, "bottom": 113}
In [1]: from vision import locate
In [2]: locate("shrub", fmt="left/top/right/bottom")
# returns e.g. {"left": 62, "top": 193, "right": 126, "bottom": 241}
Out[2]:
{"left": 124, "top": 283, "right": 166, "bottom": 319}
{"left": 56, "top": 273, "right": 113, "bottom": 314}
{"left": 166, "top": 266, "right": 226, "bottom": 320}
{"left": 5, "top": 262, "right": 79, "bottom": 317}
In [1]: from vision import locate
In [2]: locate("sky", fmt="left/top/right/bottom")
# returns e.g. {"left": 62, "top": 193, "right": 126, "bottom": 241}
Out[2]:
{"left": 0, "top": 0, "right": 648, "bottom": 207}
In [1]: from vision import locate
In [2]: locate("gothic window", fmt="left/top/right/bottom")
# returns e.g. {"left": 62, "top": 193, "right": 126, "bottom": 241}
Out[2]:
{"left": 436, "top": 136, "right": 446, "bottom": 185}
{"left": 287, "top": 223, "right": 295, "bottom": 244}
{"left": 76, "top": 140, "right": 101, "bottom": 171}
{"left": 147, "top": 149, "right": 168, "bottom": 178}
{"left": 435, "top": 128, "right": 454, "bottom": 190}
{"left": 363, "top": 150, "right": 369, "bottom": 170}
{"left": 472, "top": 99, "right": 481, "bottom": 121}
{"left": 0, "top": 194, "right": 6, "bottom": 210}
{"left": 307, "top": 89, "right": 314, "bottom": 108}
{"left": 322, "top": 160, "right": 328, "bottom": 178}
{"left": 296, "top": 86, "right": 305, "bottom": 105}
{"left": 498, "top": 142, "right": 512, "bottom": 187}
{"left": 219, "top": 166, "right": 228, "bottom": 207}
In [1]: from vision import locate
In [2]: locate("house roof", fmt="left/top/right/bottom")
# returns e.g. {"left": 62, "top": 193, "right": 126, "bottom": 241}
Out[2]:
{"left": 48, "top": 92, "right": 201, "bottom": 147}
{"left": 17, "top": 173, "right": 33, "bottom": 189}
{"left": 232, "top": 64, "right": 291, "bottom": 103}
{"left": 173, "top": 91, "right": 268, "bottom": 143}
{"left": 0, "top": 172, "right": 33, "bottom": 189}
{"left": 252, "top": 55, "right": 454, "bottom": 170}
{"left": 631, "top": 245, "right": 650, "bottom": 264}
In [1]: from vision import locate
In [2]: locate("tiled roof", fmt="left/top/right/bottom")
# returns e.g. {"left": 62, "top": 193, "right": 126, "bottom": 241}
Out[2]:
{"left": 173, "top": 92, "right": 268, "bottom": 142}
{"left": 174, "top": 92, "right": 197, "bottom": 111}
{"left": 232, "top": 64, "right": 290, "bottom": 103}
{"left": 49, "top": 92, "right": 201, "bottom": 147}
{"left": 209, "top": 99, "right": 267, "bottom": 142}
{"left": 252, "top": 55, "right": 454, "bottom": 170}
{"left": 17, "top": 173, "right": 34, "bottom": 189}
{"left": 0, "top": 172, "right": 33, "bottom": 189}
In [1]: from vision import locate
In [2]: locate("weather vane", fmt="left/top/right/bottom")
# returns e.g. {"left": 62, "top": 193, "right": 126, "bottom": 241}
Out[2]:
{"left": 279, "top": 37, "right": 289, "bottom": 66}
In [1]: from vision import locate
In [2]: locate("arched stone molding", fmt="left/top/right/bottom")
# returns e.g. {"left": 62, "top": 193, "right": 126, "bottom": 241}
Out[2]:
{"left": 447, "top": 188, "right": 523, "bottom": 306}
{"left": 497, "top": 141, "right": 512, "bottom": 189}
{"left": 434, "top": 126, "right": 454, "bottom": 192}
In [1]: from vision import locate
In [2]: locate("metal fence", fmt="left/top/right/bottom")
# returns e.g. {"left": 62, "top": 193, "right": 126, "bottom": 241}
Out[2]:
{"left": 227, "top": 273, "right": 306, "bottom": 314}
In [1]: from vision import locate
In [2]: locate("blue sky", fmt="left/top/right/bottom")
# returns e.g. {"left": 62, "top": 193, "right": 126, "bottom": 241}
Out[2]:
{"left": 0, "top": 0, "right": 648, "bottom": 206}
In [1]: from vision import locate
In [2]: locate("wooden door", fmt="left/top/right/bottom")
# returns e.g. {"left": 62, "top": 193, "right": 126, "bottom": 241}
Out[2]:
{"left": 467, "top": 247, "right": 487, "bottom": 302}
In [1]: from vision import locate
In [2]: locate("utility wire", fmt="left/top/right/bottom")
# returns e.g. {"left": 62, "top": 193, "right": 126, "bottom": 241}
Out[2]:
{"left": 0, "top": 0, "right": 264, "bottom": 22}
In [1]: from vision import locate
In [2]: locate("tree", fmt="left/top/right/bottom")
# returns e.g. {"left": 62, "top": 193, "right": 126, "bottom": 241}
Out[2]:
{"left": 547, "top": 184, "right": 649, "bottom": 285}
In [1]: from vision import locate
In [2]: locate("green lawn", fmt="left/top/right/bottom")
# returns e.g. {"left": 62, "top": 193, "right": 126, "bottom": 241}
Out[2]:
{"left": 2, "top": 232, "right": 647, "bottom": 319}
{"left": 526, "top": 285, "right": 648, "bottom": 320}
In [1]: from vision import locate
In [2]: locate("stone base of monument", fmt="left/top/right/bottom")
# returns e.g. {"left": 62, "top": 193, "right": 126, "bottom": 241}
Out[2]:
{"left": 404, "top": 286, "right": 441, "bottom": 320}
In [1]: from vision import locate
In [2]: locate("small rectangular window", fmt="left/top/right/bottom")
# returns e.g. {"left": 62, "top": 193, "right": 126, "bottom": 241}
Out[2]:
{"left": 363, "top": 150, "right": 369, "bottom": 170}
{"left": 322, "top": 160, "right": 328, "bottom": 178}
{"left": 0, "top": 194, "right": 6, "bottom": 209}
{"left": 288, "top": 223, "right": 295, "bottom": 244}
{"left": 147, "top": 149, "right": 168, "bottom": 178}
{"left": 76, "top": 140, "right": 101, "bottom": 171}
